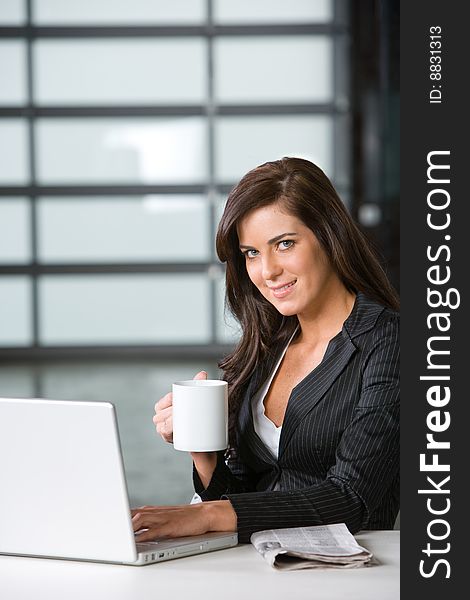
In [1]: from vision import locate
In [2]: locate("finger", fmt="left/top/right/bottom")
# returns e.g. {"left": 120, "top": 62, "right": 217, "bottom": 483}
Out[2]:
{"left": 155, "top": 392, "right": 172, "bottom": 413}
{"left": 154, "top": 412, "right": 172, "bottom": 430}
{"left": 135, "top": 527, "right": 171, "bottom": 543}
{"left": 193, "top": 371, "right": 208, "bottom": 381}
{"left": 156, "top": 419, "right": 173, "bottom": 443}
{"left": 132, "top": 512, "right": 178, "bottom": 541}
{"left": 132, "top": 512, "right": 141, "bottom": 527}
{"left": 135, "top": 529, "right": 157, "bottom": 542}
{"left": 132, "top": 511, "right": 164, "bottom": 532}
{"left": 157, "top": 427, "right": 173, "bottom": 444}
{"left": 153, "top": 406, "right": 172, "bottom": 425}
{"left": 156, "top": 423, "right": 172, "bottom": 443}
{"left": 155, "top": 417, "right": 171, "bottom": 439}
{"left": 132, "top": 511, "right": 149, "bottom": 530}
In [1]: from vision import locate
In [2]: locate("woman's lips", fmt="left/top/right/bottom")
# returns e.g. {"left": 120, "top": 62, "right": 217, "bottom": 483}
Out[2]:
{"left": 270, "top": 280, "right": 297, "bottom": 299}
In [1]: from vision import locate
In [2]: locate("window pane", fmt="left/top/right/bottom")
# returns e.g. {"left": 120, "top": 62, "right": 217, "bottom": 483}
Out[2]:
{"left": 0, "top": 198, "right": 31, "bottom": 264}
{"left": 0, "top": 0, "right": 25, "bottom": 25}
{"left": 213, "top": 195, "right": 226, "bottom": 239}
{"left": 215, "top": 116, "right": 333, "bottom": 182}
{"left": 33, "top": 0, "right": 206, "bottom": 24}
{"left": 34, "top": 39, "right": 207, "bottom": 106}
{"left": 0, "top": 41, "right": 27, "bottom": 106}
{"left": 37, "top": 196, "right": 210, "bottom": 263}
{"left": 216, "top": 275, "right": 240, "bottom": 344}
{"left": 214, "top": 0, "right": 332, "bottom": 23}
{"left": 215, "top": 36, "right": 332, "bottom": 104}
{"left": 39, "top": 274, "right": 211, "bottom": 345}
{"left": 0, "top": 276, "right": 32, "bottom": 346}
{"left": 211, "top": 206, "right": 241, "bottom": 344}
{"left": 0, "top": 119, "right": 29, "bottom": 185}
{"left": 0, "top": 365, "right": 36, "bottom": 398}
{"left": 333, "top": 112, "right": 351, "bottom": 189}
{"left": 35, "top": 118, "right": 208, "bottom": 184}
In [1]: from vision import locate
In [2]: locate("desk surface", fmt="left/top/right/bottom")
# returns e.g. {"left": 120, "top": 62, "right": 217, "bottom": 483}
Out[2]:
{"left": 0, "top": 530, "right": 399, "bottom": 600}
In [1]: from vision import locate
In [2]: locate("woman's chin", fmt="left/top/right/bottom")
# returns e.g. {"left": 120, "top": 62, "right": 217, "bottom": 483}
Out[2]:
{"left": 272, "top": 302, "right": 298, "bottom": 317}
{"left": 262, "top": 292, "right": 299, "bottom": 317}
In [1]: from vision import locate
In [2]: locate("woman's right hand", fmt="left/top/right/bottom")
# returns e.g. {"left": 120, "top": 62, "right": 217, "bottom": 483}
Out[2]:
{"left": 153, "top": 389, "right": 175, "bottom": 444}
{"left": 153, "top": 370, "right": 208, "bottom": 443}
{"left": 153, "top": 371, "right": 218, "bottom": 488}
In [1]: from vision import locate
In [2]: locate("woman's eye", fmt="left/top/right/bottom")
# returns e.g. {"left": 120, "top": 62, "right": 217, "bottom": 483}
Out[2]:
{"left": 244, "top": 249, "right": 259, "bottom": 259}
{"left": 279, "top": 240, "right": 294, "bottom": 250}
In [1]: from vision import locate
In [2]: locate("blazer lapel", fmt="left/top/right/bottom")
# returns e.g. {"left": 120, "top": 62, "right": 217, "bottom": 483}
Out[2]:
{"left": 237, "top": 292, "right": 386, "bottom": 463}
{"left": 237, "top": 347, "right": 284, "bottom": 465}
{"left": 238, "top": 392, "right": 278, "bottom": 465}
{"left": 278, "top": 332, "right": 357, "bottom": 458}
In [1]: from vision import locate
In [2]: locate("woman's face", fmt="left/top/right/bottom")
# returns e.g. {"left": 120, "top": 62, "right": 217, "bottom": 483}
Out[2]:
{"left": 237, "top": 203, "right": 339, "bottom": 318}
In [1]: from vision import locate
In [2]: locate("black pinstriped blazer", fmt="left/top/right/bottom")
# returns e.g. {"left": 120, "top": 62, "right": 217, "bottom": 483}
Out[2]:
{"left": 194, "top": 292, "right": 399, "bottom": 543}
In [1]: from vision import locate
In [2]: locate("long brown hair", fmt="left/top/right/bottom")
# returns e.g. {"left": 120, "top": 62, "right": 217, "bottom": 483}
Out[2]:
{"left": 215, "top": 157, "right": 399, "bottom": 442}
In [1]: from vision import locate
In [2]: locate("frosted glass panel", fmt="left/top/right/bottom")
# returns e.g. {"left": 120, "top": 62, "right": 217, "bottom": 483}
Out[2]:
{"left": 0, "top": 276, "right": 32, "bottom": 346}
{"left": 213, "top": 195, "right": 226, "bottom": 239}
{"left": 39, "top": 274, "right": 210, "bottom": 345}
{"left": 0, "top": 0, "right": 25, "bottom": 25}
{"left": 216, "top": 275, "right": 240, "bottom": 344}
{"left": 214, "top": 0, "right": 332, "bottom": 23}
{"left": 33, "top": 0, "right": 205, "bottom": 24}
{"left": 36, "top": 118, "right": 208, "bottom": 184}
{"left": 215, "top": 36, "right": 332, "bottom": 104}
{"left": 34, "top": 39, "right": 207, "bottom": 105}
{"left": 0, "top": 119, "right": 29, "bottom": 185}
{"left": 0, "top": 41, "right": 27, "bottom": 105}
{"left": 0, "top": 366, "right": 35, "bottom": 398}
{"left": 37, "top": 196, "right": 210, "bottom": 263}
{"left": 215, "top": 116, "right": 333, "bottom": 182}
{"left": 0, "top": 198, "right": 31, "bottom": 263}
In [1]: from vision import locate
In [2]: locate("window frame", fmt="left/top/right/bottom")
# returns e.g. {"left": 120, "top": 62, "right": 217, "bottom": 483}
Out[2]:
{"left": 0, "top": 0, "right": 350, "bottom": 359}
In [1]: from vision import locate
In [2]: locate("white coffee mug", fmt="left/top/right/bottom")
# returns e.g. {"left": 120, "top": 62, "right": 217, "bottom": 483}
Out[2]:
{"left": 172, "top": 379, "right": 228, "bottom": 452}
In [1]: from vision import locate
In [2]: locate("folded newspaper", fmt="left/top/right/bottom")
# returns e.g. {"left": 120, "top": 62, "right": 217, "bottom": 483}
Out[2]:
{"left": 250, "top": 523, "right": 373, "bottom": 570}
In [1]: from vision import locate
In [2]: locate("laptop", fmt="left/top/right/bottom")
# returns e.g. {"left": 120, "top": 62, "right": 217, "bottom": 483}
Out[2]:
{"left": 0, "top": 397, "right": 237, "bottom": 565}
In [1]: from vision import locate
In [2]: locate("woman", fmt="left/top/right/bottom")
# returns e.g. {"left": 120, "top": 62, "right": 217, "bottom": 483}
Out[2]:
{"left": 132, "top": 157, "right": 399, "bottom": 543}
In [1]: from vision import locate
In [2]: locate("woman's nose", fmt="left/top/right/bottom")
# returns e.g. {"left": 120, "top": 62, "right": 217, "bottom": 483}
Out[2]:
{"left": 261, "top": 255, "right": 282, "bottom": 280}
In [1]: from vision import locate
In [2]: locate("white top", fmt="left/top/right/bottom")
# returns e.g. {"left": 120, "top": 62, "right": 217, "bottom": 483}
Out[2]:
{"left": 251, "top": 328, "right": 299, "bottom": 460}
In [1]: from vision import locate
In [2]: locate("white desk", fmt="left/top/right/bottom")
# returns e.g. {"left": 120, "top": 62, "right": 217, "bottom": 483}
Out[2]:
{"left": 0, "top": 531, "right": 399, "bottom": 600}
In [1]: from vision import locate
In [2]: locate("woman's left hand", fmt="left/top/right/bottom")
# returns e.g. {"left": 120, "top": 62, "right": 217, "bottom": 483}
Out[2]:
{"left": 131, "top": 500, "right": 237, "bottom": 542}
